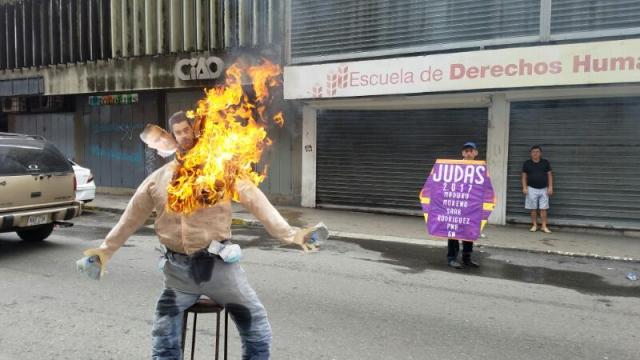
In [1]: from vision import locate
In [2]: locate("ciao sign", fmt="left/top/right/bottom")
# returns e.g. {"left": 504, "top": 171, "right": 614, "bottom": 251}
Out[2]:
{"left": 174, "top": 56, "right": 225, "bottom": 81}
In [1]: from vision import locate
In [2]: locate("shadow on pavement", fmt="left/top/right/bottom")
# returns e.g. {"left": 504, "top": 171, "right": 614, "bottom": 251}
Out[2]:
{"left": 231, "top": 225, "right": 640, "bottom": 298}
{"left": 0, "top": 235, "right": 66, "bottom": 260}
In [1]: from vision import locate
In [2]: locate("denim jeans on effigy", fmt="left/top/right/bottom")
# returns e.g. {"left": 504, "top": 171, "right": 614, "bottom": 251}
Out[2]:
{"left": 151, "top": 251, "right": 272, "bottom": 360}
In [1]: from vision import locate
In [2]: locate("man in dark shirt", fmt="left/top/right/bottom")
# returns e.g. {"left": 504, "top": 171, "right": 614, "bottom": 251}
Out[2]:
{"left": 521, "top": 145, "right": 553, "bottom": 233}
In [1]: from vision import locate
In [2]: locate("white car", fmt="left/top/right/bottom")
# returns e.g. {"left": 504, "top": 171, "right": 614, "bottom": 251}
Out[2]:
{"left": 69, "top": 160, "right": 96, "bottom": 203}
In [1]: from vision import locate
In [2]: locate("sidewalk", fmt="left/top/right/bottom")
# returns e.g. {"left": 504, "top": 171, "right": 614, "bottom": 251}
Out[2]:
{"left": 85, "top": 194, "right": 640, "bottom": 262}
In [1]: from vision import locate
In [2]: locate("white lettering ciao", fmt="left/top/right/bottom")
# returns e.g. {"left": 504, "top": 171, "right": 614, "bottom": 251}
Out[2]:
{"left": 175, "top": 56, "right": 225, "bottom": 81}
{"left": 432, "top": 164, "right": 486, "bottom": 185}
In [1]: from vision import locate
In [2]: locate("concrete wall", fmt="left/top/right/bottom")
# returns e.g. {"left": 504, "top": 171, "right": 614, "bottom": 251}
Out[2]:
{"left": 486, "top": 94, "right": 510, "bottom": 225}
{"left": 0, "top": 51, "right": 278, "bottom": 96}
{"left": 262, "top": 101, "right": 302, "bottom": 205}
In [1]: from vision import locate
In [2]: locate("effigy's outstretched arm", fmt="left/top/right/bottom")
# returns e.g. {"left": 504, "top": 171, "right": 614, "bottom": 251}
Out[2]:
{"left": 236, "top": 179, "right": 326, "bottom": 251}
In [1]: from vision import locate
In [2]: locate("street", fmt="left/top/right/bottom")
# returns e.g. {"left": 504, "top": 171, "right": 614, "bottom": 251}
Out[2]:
{"left": 0, "top": 210, "right": 639, "bottom": 360}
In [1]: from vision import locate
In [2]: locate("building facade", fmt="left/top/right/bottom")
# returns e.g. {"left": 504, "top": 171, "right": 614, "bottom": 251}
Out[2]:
{"left": 0, "top": 0, "right": 300, "bottom": 203}
{"left": 284, "top": 0, "right": 640, "bottom": 230}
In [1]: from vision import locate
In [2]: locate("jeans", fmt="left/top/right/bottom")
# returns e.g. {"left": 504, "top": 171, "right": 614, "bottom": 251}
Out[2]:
{"left": 151, "top": 250, "right": 272, "bottom": 360}
{"left": 447, "top": 239, "right": 473, "bottom": 262}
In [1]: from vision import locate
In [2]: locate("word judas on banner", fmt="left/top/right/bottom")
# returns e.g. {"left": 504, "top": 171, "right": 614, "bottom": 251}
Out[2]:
{"left": 420, "top": 160, "right": 496, "bottom": 241}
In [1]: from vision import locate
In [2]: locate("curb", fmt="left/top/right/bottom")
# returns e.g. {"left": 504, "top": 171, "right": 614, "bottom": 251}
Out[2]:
{"left": 85, "top": 205, "right": 640, "bottom": 263}
{"left": 84, "top": 205, "right": 125, "bottom": 215}
{"left": 331, "top": 231, "right": 639, "bottom": 263}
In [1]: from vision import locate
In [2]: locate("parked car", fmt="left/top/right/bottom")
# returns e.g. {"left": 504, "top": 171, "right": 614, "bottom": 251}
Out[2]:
{"left": 0, "top": 132, "right": 82, "bottom": 242}
{"left": 69, "top": 160, "right": 96, "bottom": 203}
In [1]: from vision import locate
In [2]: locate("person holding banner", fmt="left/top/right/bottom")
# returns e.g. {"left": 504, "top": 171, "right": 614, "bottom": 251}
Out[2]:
{"left": 418, "top": 141, "right": 496, "bottom": 269}
{"left": 447, "top": 142, "right": 481, "bottom": 268}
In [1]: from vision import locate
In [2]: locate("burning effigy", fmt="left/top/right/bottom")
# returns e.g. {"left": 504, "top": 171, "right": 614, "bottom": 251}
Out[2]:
{"left": 167, "top": 59, "right": 284, "bottom": 214}
{"left": 78, "top": 57, "right": 328, "bottom": 359}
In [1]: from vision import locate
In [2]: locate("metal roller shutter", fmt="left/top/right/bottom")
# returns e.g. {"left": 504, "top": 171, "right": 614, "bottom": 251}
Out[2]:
{"left": 10, "top": 113, "right": 75, "bottom": 159}
{"left": 551, "top": 0, "right": 640, "bottom": 35}
{"left": 316, "top": 108, "right": 488, "bottom": 213}
{"left": 290, "top": 0, "right": 539, "bottom": 61}
{"left": 507, "top": 98, "right": 640, "bottom": 229}
{"left": 166, "top": 90, "right": 206, "bottom": 124}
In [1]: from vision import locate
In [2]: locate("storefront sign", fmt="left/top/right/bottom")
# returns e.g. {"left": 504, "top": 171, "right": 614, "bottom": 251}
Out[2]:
{"left": 420, "top": 160, "right": 495, "bottom": 241}
{"left": 174, "top": 56, "right": 225, "bottom": 81}
{"left": 89, "top": 93, "right": 138, "bottom": 106}
{"left": 284, "top": 39, "right": 640, "bottom": 99}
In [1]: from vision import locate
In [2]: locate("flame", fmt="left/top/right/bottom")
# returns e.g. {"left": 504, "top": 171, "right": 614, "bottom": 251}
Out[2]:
{"left": 167, "top": 59, "right": 283, "bottom": 214}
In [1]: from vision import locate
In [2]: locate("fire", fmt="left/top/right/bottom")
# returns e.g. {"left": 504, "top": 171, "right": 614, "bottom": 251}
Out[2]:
{"left": 167, "top": 59, "right": 284, "bottom": 214}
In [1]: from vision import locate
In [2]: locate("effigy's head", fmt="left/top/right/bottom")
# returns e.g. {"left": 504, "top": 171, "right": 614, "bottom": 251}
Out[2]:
{"left": 168, "top": 111, "right": 196, "bottom": 153}
{"left": 140, "top": 124, "right": 178, "bottom": 158}
{"left": 166, "top": 58, "right": 284, "bottom": 214}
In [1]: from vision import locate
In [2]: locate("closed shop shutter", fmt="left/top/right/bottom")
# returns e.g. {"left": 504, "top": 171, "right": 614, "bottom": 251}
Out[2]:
{"left": 507, "top": 98, "right": 640, "bottom": 229}
{"left": 551, "top": 0, "right": 640, "bottom": 35}
{"left": 10, "top": 113, "right": 75, "bottom": 159}
{"left": 291, "top": 0, "right": 539, "bottom": 61}
{"left": 316, "top": 108, "right": 488, "bottom": 213}
{"left": 166, "top": 90, "right": 206, "bottom": 124}
{"left": 80, "top": 93, "right": 158, "bottom": 188}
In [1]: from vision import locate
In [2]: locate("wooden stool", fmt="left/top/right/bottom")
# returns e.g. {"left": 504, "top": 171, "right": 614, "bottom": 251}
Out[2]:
{"left": 182, "top": 296, "right": 229, "bottom": 360}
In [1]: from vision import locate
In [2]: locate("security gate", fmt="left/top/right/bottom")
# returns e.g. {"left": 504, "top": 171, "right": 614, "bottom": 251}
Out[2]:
{"left": 316, "top": 108, "right": 488, "bottom": 213}
{"left": 507, "top": 98, "right": 640, "bottom": 229}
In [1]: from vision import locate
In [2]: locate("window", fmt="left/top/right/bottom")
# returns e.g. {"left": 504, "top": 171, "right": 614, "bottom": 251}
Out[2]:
{"left": 0, "top": 140, "right": 72, "bottom": 176}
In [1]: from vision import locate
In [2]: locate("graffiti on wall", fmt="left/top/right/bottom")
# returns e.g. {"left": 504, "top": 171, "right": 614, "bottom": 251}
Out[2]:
{"left": 91, "top": 123, "right": 145, "bottom": 139}
{"left": 90, "top": 144, "right": 143, "bottom": 165}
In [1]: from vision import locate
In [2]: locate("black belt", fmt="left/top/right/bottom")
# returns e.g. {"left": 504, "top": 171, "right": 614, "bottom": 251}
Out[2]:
{"left": 166, "top": 247, "right": 223, "bottom": 260}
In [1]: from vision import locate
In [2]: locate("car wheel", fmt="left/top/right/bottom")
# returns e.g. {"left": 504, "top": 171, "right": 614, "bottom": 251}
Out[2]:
{"left": 16, "top": 224, "right": 55, "bottom": 242}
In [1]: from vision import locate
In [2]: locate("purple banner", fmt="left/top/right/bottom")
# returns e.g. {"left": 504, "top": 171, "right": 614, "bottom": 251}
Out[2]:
{"left": 420, "top": 159, "right": 495, "bottom": 241}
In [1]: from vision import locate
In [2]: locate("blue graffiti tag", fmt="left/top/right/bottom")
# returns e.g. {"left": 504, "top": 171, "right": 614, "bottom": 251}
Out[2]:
{"left": 91, "top": 123, "right": 145, "bottom": 135}
{"left": 90, "top": 144, "right": 143, "bottom": 165}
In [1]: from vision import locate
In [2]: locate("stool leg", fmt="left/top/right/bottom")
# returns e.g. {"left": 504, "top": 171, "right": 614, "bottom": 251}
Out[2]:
{"left": 191, "top": 313, "right": 198, "bottom": 360}
{"left": 224, "top": 310, "right": 228, "bottom": 360}
{"left": 214, "top": 311, "right": 220, "bottom": 360}
{"left": 181, "top": 312, "right": 188, "bottom": 356}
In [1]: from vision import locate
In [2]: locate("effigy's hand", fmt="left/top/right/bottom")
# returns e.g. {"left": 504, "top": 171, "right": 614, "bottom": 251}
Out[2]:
{"left": 76, "top": 248, "right": 109, "bottom": 280}
{"left": 292, "top": 222, "right": 329, "bottom": 252}
{"left": 219, "top": 244, "right": 242, "bottom": 263}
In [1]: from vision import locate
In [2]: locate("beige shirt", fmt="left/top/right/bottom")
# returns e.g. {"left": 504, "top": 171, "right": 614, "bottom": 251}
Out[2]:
{"left": 98, "top": 161, "right": 296, "bottom": 261}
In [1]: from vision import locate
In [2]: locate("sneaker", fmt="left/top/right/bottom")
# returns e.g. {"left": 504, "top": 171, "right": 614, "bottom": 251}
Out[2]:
{"left": 541, "top": 227, "right": 552, "bottom": 234}
{"left": 448, "top": 260, "right": 463, "bottom": 269}
{"left": 529, "top": 225, "right": 537, "bottom": 232}
{"left": 463, "top": 259, "right": 480, "bottom": 268}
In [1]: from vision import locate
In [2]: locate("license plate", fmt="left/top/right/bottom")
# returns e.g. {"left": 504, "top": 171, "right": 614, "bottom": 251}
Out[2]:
{"left": 27, "top": 215, "right": 48, "bottom": 226}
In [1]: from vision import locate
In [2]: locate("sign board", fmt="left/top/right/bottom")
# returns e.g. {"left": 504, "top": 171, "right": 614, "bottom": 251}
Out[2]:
{"left": 420, "top": 159, "right": 495, "bottom": 241}
{"left": 88, "top": 93, "right": 138, "bottom": 106}
{"left": 174, "top": 56, "right": 225, "bottom": 81}
{"left": 284, "top": 39, "right": 640, "bottom": 99}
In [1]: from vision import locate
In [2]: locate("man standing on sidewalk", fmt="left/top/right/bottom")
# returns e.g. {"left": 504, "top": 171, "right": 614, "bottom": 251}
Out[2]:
{"left": 447, "top": 142, "right": 481, "bottom": 269}
{"left": 80, "top": 111, "right": 325, "bottom": 360}
{"left": 522, "top": 145, "right": 553, "bottom": 234}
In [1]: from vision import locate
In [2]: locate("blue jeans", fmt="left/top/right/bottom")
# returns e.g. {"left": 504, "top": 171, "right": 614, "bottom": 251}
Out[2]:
{"left": 151, "top": 251, "right": 272, "bottom": 360}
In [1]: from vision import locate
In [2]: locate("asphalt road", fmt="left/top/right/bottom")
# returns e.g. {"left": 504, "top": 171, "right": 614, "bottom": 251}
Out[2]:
{"left": 0, "top": 210, "right": 639, "bottom": 360}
